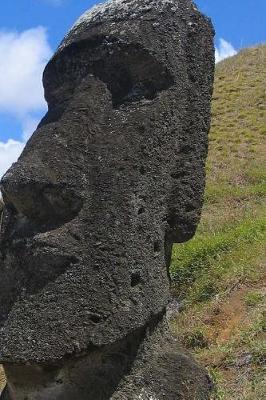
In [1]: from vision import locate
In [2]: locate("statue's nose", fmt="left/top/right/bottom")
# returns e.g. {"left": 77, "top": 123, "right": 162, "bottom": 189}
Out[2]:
{"left": 0, "top": 161, "right": 82, "bottom": 227}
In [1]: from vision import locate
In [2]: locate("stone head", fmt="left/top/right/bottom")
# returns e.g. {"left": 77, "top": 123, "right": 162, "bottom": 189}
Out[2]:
{"left": 0, "top": 0, "right": 214, "bottom": 364}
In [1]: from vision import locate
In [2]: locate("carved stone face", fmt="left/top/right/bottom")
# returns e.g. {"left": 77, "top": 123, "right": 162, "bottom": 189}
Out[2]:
{"left": 0, "top": 0, "right": 214, "bottom": 364}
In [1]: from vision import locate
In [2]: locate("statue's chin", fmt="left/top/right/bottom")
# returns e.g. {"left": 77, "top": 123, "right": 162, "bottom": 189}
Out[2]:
{"left": 1, "top": 324, "right": 146, "bottom": 400}
{"left": 1, "top": 314, "right": 213, "bottom": 400}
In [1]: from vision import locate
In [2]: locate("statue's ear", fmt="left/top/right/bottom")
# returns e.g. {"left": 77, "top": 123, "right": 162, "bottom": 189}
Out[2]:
{"left": 163, "top": 140, "right": 207, "bottom": 272}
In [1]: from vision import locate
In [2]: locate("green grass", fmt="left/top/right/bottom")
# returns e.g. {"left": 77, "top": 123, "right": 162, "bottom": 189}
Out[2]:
{"left": 244, "top": 292, "right": 264, "bottom": 307}
{"left": 205, "top": 183, "right": 266, "bottom": 204}
{"left": 171, "top": 217, "right": 265, "bottom": 301}
{"left": 171, "top": 44, "right": 266, "bottom": 399}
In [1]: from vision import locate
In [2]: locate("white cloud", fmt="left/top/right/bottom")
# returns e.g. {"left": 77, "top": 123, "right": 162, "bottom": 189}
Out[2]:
{"left": 0, "top": 139, "right": 25, "bottom": 179}
{"left": 0, "top": 27, "right": 52, "bottom": 115}
{"left": 0, "top": 27, "right": 52, "bottom": 178}
{"left": 215, "top": 38, "right": 237, "bottom": 63}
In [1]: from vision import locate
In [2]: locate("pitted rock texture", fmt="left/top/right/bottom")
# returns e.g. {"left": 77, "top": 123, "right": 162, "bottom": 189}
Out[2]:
{"left": 0, "top": 0, "right": 214, "bottom": 370}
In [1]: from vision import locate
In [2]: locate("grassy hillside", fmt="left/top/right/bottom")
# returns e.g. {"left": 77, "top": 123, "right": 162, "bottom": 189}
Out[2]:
{"left": 171, "top": 45, "right": 266, "bottom": 399}
{"left": 0, "top": 46, "right": 265, "bottom": 395}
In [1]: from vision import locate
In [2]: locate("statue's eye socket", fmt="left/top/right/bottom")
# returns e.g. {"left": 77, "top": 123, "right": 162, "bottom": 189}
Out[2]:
{"left": 43, "top": 38, "right": 174, "bottom": 109}
{"left": 92, "top": 47, "right": 174, "bottom": 108}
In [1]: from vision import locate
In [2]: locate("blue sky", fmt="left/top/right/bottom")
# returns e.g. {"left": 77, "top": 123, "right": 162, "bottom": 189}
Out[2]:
{"left": 0, "top": 0, "right": 265, "bottom": 178}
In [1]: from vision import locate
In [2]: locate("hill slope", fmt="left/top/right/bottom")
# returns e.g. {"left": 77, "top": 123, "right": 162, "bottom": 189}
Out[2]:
{"left": 171, "top": 45, "right": 266, "bottom": 399}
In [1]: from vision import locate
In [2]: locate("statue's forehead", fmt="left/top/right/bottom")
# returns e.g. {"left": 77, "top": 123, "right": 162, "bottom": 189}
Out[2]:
{"left": 57, "top": 0, "right": 191, "bottom": 53}
{"left": 73, "top": 0, "right": 180, "bottom": 26}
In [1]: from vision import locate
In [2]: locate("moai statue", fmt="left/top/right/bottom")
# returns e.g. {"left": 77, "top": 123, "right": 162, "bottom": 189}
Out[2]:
{"left": 0, "top": 0, "right": 215, "bottom": 399}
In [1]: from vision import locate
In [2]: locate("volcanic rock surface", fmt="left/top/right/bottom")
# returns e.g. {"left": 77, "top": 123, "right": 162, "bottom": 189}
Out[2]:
{"left": 0, "top": 0, "right": 214, "bottom": 398}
